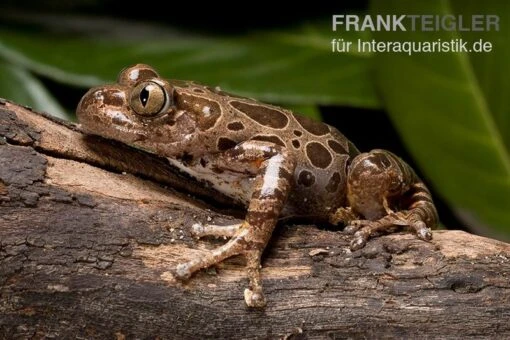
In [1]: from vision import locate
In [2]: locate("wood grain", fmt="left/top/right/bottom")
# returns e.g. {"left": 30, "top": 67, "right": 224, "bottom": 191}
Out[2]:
{"left": 1, "top": 100, "right": 509, "bottom": 339}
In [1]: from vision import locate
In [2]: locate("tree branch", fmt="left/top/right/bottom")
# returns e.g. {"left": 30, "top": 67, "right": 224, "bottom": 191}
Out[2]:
{"left": 1, "top": 100, "right": 509, "bottom": 339}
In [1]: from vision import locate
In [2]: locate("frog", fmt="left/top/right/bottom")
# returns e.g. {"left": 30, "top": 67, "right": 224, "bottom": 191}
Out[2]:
{"left": 76, "top": 64, "right": 438, "bottom": 307}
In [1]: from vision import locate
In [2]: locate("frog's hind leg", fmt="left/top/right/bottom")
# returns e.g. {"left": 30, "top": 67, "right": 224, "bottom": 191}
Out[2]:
{"left": 343, "top": 149, "right": 438, "bottom": 250}
{"left": 173, "top": 141, "right": 296, "bottom": 307}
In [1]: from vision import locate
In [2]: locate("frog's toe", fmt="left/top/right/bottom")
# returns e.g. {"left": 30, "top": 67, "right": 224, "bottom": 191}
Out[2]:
{"left": 344, "top": 219, "right": 372, "bottom": 234}
{"left": 174, "top": 262, "right": 194, "bottom": 280}
{"left": 191, "top": 222, "right": 243, "bottom": 238}
{"left": 343, "top": 224, "right": 360, "bottom": 235}
{"left": 191, "top": 223, "right": 205, "bottom": 237}
{"left": 350, "top": 223, "right": 375, "bottom": 250}
{"left": 350, "top": 231, "right": 368, "bottom": 251}
{"left": 347, "top": 212, "right": 434, "bottom": 251}
{"left": 347, "top": 218, "right": 393, "bottom": 251}
{"left": 244, "top": 288, "right": 267, "bottom": 308}
{"left": 173, "top": 233, "right": 245, "bottom": 282}
{"left": 410, "top": 220, "right": 432, "bottom": 241}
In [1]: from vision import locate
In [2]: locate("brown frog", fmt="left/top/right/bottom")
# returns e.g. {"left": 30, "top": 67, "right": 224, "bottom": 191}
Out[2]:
{"left": 76, "top": 64, "right": 438, "bottom": 307}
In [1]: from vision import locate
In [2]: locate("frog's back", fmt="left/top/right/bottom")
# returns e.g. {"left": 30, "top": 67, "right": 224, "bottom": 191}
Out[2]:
{"left": 173, "top": 81, "right": 360, "bottom": 220}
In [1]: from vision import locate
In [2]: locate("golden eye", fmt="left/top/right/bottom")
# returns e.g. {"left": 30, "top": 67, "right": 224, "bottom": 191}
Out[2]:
{"left": 130, "top": 81, "right": 168, "bottom": 116}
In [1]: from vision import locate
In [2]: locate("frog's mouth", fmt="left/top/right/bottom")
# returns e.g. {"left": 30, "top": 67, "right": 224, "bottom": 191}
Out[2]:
{"left": 79, "top": 119, "right": 148, "bottom": 144}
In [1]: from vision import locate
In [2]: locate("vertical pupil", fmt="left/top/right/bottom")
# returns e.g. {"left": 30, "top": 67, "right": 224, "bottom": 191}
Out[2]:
{"left": 140, "top": 87, "right": 150, "bottom": 107}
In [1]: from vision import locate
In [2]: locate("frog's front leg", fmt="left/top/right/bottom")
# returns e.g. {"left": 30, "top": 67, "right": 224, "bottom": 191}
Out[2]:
{"left": 173, "top": 141, "right": 295, "bottom": 307}
{"left": 334, "top": 149, "right": 438, "bottom": 250}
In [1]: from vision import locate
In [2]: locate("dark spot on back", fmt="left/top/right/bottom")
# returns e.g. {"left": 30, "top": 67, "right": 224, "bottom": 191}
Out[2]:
{"left": 251, "top": 135, "right": 285, "bottom": 147}
{"left": 294, "top": 114, "right": 330, "bottom": 136}
{"left": 227, "top": 121, "right": 245, "bottom": 131}
{"left": 326, "top": 172, "right": 341, "bottom": 193}
{"left": 177, "top": 93, "right": 221, "bottom": 130}
{"left": 306, "top": 142, "right": 332, "bottom": 169}
{"left": 293, "top": 130, "right": 303, "bottom": 137}
{"left": 297, "top": 170, "right": 315, "bottom": 187}
{"left": 193, "top": 88, "right": 205, "bottom": 93}
{"left": 230, "top": 101, "right": 288, "bottom": 129}
{"left": 217, "top": 137, "right": 238, "bottom": 151}
{"left": 328, "top": 140, "right": 348, "bottom": 155}
{"left": 292, "top": 139, "right": 300, "bottom": 149}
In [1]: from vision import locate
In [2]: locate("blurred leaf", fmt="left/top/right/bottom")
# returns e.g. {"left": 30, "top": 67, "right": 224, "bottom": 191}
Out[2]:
{"left": 0, "top": 17, "right": 379, "bottom": 110}
{"left": 371, "top": 0, "right": 510, "bottom": 236}
{"left": 0, "top": 61, "right": 69, "bottom": 119}
{"left": 286, "top": 105, "right": 322, "bottom": 121}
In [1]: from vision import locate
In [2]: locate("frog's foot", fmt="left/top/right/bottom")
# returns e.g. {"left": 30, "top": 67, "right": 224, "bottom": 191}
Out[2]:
{"left": 191, "top": 222, "right": 242, "bottom": 239}
{"left": 174, "top": 228, "right": 246, "bottom": 280}
{"left": 174, "top": 225, "right": 268, "bottom": 307}
{"left": 244, "top": 250, "right": 266, "bottom": 307}
{"left": 345, "top": 149, "right": 438, "bottom": 251}
{"left": 347, "top": 212, "right": 432, "bottom": 251}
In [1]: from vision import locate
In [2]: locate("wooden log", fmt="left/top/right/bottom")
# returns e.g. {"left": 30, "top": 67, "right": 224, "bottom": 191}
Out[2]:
{"left": 1, "top": 100, "right": 509, "bottom": 339}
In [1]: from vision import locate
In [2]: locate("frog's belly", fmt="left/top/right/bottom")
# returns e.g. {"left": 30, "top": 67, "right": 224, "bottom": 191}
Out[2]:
{"left": 167, "top": 158, "right": 254, "bottom": 206}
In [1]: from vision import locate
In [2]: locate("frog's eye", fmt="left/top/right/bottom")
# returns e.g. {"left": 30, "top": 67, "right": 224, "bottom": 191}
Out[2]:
{"left": 130, "top": 81, "right": 170, "bottom": 116}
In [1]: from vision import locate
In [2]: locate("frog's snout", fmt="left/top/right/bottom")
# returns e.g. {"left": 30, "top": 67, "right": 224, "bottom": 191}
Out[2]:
{"left": 77, "top": 88, "right": 97, "bottom": 120}
{"left": 77, "top": 86, "right": 126, "bottom": 115}
{"left": 77, "top": 86, "right": 129, "bottom": 124}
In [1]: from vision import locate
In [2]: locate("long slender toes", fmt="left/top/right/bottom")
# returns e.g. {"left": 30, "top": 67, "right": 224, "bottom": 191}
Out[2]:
{"left": 173, "top": 235, "right": 246, "bottom": 282}
{"left": 191, "top": 222, "right": 242, "bottom": 238}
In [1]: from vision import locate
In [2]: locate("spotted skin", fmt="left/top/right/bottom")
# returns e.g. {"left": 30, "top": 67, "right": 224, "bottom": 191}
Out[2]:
{"left": 77, "top": 64, "right": 439, "bottom": 307}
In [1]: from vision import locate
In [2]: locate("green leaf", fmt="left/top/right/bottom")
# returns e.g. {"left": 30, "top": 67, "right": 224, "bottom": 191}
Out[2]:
{"left": 0, "top": 17, "right": 379, "bottom": 109}
{"left": 371, "top": 0, "right": 510, "bottom": 236}
{"left": 285, "top": 105, "right": 322, "bottom": 121}
{"left": 0, "top": 61, "right": 69, "bottom": 120}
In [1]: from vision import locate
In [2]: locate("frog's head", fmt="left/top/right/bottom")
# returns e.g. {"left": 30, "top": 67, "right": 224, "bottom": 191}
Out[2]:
{"left": 77, "top": 64, "right": 178, "bottom": 146}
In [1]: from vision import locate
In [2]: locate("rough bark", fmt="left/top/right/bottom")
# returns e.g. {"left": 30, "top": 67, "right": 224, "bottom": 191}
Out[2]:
{"left": 1, "top": 100, "right": 509, "bottom": 339}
